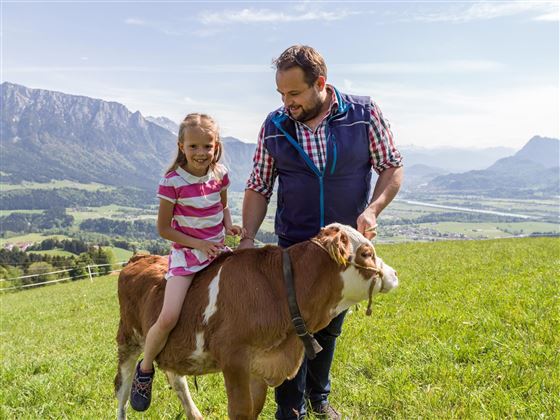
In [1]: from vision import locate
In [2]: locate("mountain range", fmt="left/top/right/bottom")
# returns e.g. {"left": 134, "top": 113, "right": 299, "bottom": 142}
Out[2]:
{"left": 1, "top": 82, "right": 255, "bottom": 191}
{"left": 1, "top": 82, "right": 558, "bottom": 197}
{"left": 427, "top": 136, "right": 559, "bottom": 196}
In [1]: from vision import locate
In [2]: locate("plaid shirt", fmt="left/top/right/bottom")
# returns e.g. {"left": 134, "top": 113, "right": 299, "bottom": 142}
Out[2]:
{"left": 246, "top": 86, "right": 403, "bottom": 200}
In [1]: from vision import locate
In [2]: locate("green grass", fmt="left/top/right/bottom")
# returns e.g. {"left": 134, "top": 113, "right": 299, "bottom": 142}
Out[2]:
{"left": 106, "top": 247, "right": 134, "bottom": 262}
{"left": 0, "top": 233, "right": 70, "bottom": 247}
{"left": 27, "top": 249, "right": 76, "bottom": 257}
{"left": 0, "top": 180, "right": 113, "bottom": 191}
{"left": 67, "top": 205, "right": 156, "bottom": 223}
{"left": 1, "top": 238, "right": 559, "bottom": 418}
{"left": 428, "top": 222, "right": 559, "bottom": 238}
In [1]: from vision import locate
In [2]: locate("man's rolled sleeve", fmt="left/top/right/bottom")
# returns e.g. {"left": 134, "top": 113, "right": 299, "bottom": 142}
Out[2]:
{"left": 245, "top": 123, "right": 277, "bottom": 202}
{"left": 368, "top": 101, "right": 403, "bottom": 174}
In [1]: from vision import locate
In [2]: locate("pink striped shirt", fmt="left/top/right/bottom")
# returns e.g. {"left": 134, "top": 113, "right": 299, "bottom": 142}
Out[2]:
{"left": 157, "top": 164, "right": 230, "bottom": 277}
{"left": 246, "top": 85, "right": 403, "bottom": 200}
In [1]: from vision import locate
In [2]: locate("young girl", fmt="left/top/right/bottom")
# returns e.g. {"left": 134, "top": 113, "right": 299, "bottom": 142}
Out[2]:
{"left": 130, "top": 113, "right": 242, "bottom": 412}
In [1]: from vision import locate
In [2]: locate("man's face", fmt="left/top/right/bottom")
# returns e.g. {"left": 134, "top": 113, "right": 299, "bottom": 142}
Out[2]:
{"left": 276, "top": 67, "right": 326, "bottom": 123}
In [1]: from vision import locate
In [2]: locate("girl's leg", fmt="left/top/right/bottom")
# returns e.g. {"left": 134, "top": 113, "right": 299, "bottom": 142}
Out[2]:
{"left": 140, "top": 274, "right": 194, "bottom": 372}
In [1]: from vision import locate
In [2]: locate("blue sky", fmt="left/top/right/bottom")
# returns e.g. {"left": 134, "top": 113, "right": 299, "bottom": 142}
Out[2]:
{"left": 2, "top": 1, "right": 558, "bottom": 148}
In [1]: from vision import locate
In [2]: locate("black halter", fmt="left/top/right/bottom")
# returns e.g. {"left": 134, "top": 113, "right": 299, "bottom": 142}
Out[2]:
{"left": 282, "top": 249, "right": 323, "bottom": 360}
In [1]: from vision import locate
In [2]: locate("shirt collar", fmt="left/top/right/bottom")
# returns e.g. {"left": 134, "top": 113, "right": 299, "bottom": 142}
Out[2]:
{"left": 176, "top": 165, "right": 213, "bottom": 184}
{"left": 326, "top": 85, "right": 339, "bottom": 116}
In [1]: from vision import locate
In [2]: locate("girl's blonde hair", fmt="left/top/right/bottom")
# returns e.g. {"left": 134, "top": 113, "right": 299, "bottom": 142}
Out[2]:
{"left": 166, "top": 113, "right": 223, "bottom": 174}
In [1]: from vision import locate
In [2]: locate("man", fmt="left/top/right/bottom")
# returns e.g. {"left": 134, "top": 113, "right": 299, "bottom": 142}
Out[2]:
{"left": 239, "top": 45, "right": 403, "bottom": 419}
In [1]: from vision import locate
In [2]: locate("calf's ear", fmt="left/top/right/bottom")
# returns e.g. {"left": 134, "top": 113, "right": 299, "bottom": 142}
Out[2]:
{"left": 318, "top": 227, "right": 351, "bottom": 266}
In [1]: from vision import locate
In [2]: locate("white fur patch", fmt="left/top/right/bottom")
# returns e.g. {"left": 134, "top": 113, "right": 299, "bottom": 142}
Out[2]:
{"left": 132, "top": 328, "right": 145, "bottom": 347}
{"left": 334, "top": 266, "right": 376, "bottom": 314}
{"left": 327, "top": 223, "right": 369, "bottom": 255}
{"left": 334, "top": 256, "right": 399, "bottom": 314}
{"left": 203, "top": 268, "right": 221, "bottom": 324}
{"left": 376, "top": 256, "right": 399, "bottom": 292}
{"left": 190, "top": 332, "right": 207, "bottom": 362}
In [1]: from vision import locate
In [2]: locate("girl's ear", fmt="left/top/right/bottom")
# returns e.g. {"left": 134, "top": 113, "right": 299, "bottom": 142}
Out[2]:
{"left": 213, "top": 141, "right": 223, "bottom": 164}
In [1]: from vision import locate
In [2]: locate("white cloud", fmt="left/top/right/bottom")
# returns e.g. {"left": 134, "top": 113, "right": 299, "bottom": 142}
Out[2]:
{"left": 342, "top": 80, "right": 559, "bottom": 148}
{"left": 124, "top": 18, "right": 145, "bottom": 26}
{"left": 199, "top": 8, "right": 356, "bottom": 25}
{"left": 7, "top": 64, "right": 271, "bottom": 74}
{"left": 123, "top": 17, "right": 182, "bottom": 36}
{"left": 409, "top": 1, "right": 558, "bottom": 23}
{"left": 332, "top": 60, "right": 504, "bottom": 75}
{"left": 534, "top": 10, "right": 560, "bottom": 21}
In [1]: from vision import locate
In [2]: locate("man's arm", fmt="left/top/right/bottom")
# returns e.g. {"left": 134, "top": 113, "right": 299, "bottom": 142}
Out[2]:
{"left": 238, "top": 189, "right": 269, "bottom": 249}
{"left": 239, "top": 122, "right": 276, "bottom": 249}
{"left": 358, "top": 100, "right": 404, "bottom": 239}
{"left": 357, "top": 166, "right": 403, "bottom": 240}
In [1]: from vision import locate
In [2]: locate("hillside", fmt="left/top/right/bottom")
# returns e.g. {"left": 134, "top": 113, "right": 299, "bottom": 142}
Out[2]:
{"left": 0, "top": 82, "right": 255, "bottom": 192}
{"left": 427, "top": 136, "right": 560, "bottom": 197}
{"left": 1, "top": 82, "right": 176, "bottom": 188}
{"left": 2, "top": 82, "right": 557, "bottom": 198}
{"left": 1, "top": 238, "right": 558, "bottom": 418}
{"left": 399, "top": 145, "right": 515, "bottom": 172}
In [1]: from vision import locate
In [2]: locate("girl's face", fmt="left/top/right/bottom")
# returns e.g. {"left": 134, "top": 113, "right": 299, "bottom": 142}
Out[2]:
{"left": 179, "top": 126, "right": 217, "bottom": 177}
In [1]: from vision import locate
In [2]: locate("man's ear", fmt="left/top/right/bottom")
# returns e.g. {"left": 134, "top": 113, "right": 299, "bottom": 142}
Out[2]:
{"left": 315, "top": 75, "right": 326, "bottom": 91}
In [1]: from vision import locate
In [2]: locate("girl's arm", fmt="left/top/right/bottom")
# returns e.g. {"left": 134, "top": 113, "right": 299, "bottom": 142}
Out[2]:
{"left": 157, "top": 199, "right": 222, "bottom": 257}
{"left": 220, "top": 190, "right": 243, "bottom": 236}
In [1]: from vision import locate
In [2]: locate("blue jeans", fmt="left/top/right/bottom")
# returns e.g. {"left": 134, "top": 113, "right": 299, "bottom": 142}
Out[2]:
{"left": 275, "top": 237, "right": 348, "bottom": 420}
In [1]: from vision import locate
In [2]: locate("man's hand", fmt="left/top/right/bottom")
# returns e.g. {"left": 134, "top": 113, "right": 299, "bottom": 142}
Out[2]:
{"left": 357, "top": 207, "right": 378, "bottom": 240}
{"left": 237, "top": 237, "right": 255, "bottom": 250}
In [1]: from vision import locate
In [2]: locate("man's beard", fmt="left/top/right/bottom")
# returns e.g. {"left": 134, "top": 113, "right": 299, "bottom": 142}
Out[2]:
{"left": 291, "top": 97, "right": 324, "bottom": 123}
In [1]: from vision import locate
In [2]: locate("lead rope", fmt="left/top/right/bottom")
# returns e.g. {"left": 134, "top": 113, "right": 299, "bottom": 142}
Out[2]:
{"left": 366, "top": 279, "right": 376, "bottom": 316}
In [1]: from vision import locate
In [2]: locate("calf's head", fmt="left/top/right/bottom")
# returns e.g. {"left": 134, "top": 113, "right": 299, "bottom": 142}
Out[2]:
{"left": 313, "top": 223, "right": 399, "bottom": 314}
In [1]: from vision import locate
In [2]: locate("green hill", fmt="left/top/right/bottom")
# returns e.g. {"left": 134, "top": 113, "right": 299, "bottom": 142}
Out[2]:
{"left": 1, "top": 238, "right": 558, "bottom": 418}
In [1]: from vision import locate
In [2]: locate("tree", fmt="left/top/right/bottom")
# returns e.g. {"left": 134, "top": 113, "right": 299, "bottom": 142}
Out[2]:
{"left": 70, "top": 253, "right": 96, "bottom": 280}
{"left": 25, "top": 262, "right": 55, "bottom": 286}
{"left": 0, "top": 265, "right": 24, "bottom": 289}
{"left": 92, "top": 247, "right": 116, "bottom": 275}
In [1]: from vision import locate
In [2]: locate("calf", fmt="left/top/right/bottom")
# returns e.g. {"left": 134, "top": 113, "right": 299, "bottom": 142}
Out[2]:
{"left": 114, "top": 223, "right": 398, "bottom": 419}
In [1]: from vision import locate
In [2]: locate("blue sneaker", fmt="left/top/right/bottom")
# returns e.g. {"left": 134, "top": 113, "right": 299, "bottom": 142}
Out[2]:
{"left": 130, "top": 360, "right": 154, "bottom": 412}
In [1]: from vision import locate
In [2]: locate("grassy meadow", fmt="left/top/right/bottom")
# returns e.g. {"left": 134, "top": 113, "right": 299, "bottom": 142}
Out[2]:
{"left": 0, "top": 233, "right": 70, "bottom": 248}
{"left": 1, "top": 180, "right": 113, "bottom": 191}
{"left": 1, "top": 238, "right": 558, "bottom": 419}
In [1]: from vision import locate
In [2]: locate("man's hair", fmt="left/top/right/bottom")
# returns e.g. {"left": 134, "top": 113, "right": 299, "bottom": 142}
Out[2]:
{"left": 273, "top": 45, "right": 327, "bottom": 86}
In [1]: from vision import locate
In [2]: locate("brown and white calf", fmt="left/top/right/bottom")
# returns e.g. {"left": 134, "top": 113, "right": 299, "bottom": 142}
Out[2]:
{"left": 114, "top": 223, "right": 398, "bottom": 419}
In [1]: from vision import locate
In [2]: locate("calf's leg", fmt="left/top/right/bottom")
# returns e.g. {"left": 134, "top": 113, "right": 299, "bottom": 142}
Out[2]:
{"left": 250, "top": 376, "right": 268, "bottom": 418}
{"left": 165, "top": 371, "right": 203, "bottom": 420}
{"left": 222, "top": 353, "right": 254, "bottom": 419}
{"left": 114, "top": 337, "right": 142, "bottom": 420}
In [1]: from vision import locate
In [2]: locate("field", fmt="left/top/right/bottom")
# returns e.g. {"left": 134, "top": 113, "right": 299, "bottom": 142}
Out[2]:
{"left": 0, "top": 233, "right": 70, "bottom": 248}
{"left": 1, "top": 180, "right": 114, "bottom": 191}
{"left": 67, "top": 205, "right": 158, "bottom": 224}
{"left": 27, "top": 248, "right": 76, "bottom": 257}
{"left": 1, "top": 238, "right": 558, "bottom": 418}
{"left": 108, "top": 247, "right": 134, "bottom": 262}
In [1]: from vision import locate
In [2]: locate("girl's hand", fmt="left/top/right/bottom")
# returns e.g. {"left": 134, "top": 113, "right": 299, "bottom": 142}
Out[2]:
{"left": 226, "top": 225, "right": 244, "bottom": 236}
{"left": 195, "top": 240, "right": 223, "bottom": 258}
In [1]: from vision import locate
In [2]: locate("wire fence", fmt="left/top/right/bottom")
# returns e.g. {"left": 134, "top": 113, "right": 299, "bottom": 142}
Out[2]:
{"left": 0, "top": 261, "right": 128, "bottom": 292}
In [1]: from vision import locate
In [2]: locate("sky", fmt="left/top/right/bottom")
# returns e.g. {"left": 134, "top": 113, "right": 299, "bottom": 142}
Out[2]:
{"left": 1, "top": 1, "right": 559, "bottom": 149}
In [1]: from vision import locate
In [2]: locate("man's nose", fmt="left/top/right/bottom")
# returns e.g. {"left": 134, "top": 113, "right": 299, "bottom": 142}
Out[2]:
{"left": 283, "top": 95, "right": 292, "bottom": 107}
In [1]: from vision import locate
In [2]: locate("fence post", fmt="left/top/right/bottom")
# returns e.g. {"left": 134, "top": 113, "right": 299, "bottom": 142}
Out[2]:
{"left": 87, "top": 265, "right": 93, "bottom": 282}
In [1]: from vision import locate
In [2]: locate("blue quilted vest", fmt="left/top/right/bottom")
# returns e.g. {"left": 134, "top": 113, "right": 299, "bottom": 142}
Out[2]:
{"left": 263, "top": 87, "right": 372, "bottom": 243}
